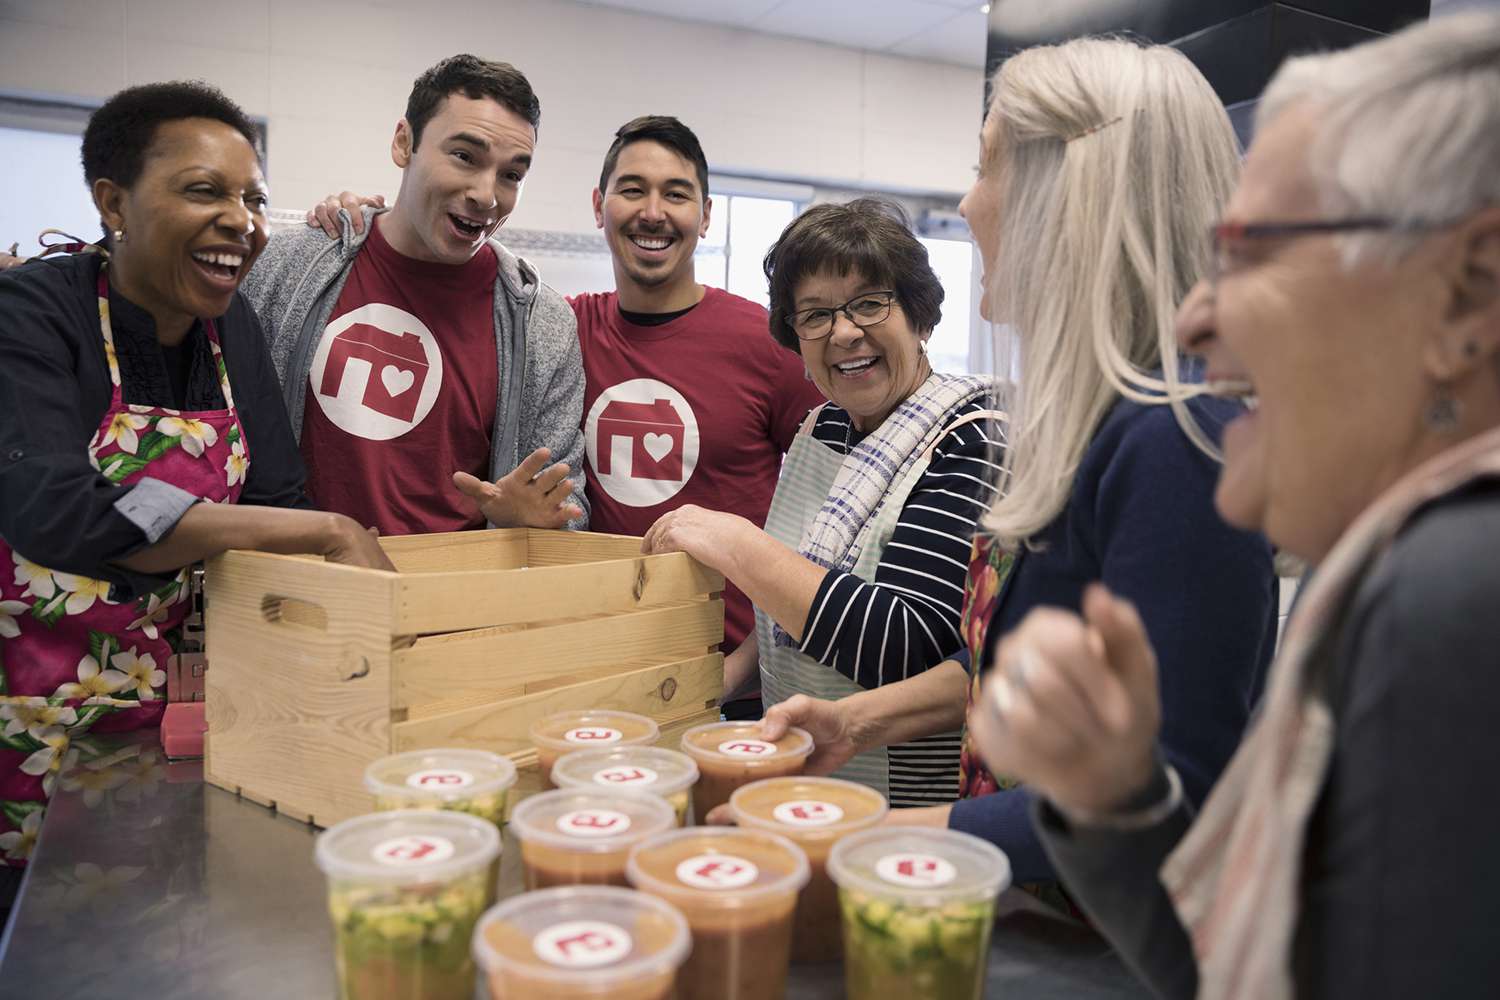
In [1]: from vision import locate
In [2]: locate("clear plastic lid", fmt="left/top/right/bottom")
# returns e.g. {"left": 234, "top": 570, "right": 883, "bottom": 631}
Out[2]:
{"left": 826, "top": 826, "right": 1011, "bottom": 907}
{"left": 551, "top": 746, "right": 699, "bottom": 798}
{"left": 626, "top": 826, "right": 810, "bottom": 905}
{"left": 472, "top": 886, "right": 690, "bottom": 986}
{"left": 678, "top": 721, "right": 813, "bottom": 765}
{"left": 363, "top": 748, "right": 518, "bottom": 802}
{"left": 509, "top": 788, "right": 675, "bottom": 853}
{"left": 314, "top": 809, "right": 500, "bottom": 885}
{"left": 529, "top": 710, "right": 661, "bottom": 752}
{"left": 729, "top": 776, "right": 889, "bottom": 838}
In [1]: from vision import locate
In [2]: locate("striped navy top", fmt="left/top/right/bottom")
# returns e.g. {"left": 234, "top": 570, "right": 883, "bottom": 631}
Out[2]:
{"left": 796, "top": 397, "right": 1005, "bottom": 805}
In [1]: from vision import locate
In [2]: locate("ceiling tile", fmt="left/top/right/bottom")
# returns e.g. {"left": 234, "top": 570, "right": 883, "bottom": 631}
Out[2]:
{"left": 751, "top": 0, "right": 958, "bottom": 50}
{"left": 572, "top": 0, "right": 781, "bottom": 28}
{"left": 889, "top": 7, "right": 987, "bottom": 67}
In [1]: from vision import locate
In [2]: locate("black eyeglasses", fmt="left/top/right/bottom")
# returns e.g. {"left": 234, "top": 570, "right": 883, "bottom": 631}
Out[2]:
{"left": 1209, "top": 217, "right": 1457, "bottom": 284}
{"left": 788, "top": 290, "right": 897, "bottom": 341}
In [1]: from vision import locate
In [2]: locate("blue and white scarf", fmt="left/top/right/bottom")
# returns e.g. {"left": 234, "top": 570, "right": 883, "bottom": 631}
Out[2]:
{"left": 773, "top": 371, "right": 999, "bottom": 648}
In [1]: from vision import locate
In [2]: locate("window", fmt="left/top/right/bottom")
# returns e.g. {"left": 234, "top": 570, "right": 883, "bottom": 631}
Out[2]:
{"left": 919, "top": 236, "right": 978, "bottom": 375}
{"left": 0, "top": 124, "right": 96, "bottom": 253}
{"left": 697, "top": 193, "right": 798, "bottom": 308}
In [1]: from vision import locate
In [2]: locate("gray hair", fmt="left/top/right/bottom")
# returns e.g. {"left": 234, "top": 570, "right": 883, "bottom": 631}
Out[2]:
{"left": 1259, "top": 11, "right": 1500, "bottom": 261}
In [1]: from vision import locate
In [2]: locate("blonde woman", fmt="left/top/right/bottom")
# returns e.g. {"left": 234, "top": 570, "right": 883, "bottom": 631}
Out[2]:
{"left": 759, "top": 37, "right": 1278, "bottom": 902}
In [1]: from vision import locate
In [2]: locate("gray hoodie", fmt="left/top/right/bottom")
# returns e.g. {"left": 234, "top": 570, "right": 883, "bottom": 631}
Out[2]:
{"left": 240, "top": 207, "right": 588, "bottom": 529}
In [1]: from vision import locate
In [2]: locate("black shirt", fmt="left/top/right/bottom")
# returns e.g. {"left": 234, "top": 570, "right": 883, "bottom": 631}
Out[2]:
{"left": 0, "top": 252, "right": 311, "bottom": 595}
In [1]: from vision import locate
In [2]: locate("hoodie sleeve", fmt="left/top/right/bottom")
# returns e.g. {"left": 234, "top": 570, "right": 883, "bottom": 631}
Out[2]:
{"left": 523, "top": 284, "right": 590, "bottom": 530}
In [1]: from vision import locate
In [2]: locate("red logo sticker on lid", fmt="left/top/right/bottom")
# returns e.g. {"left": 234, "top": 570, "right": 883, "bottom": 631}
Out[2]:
{"left": 533, "top": 921, "right": 633, "bottom": 968}
{"left": 717, "top": 739, "right": 776, "bottom": 758}
{"left": 555, "top": 809, "right": 632, "bottom": 839}
{"left": 405, "top": 768, "right": 474, "bottom": 790}
{"left": 675, "top": 853, "right": 759, "bottom": 890}
{"left": 592, "top": 765, "right": 660, "bottom": 787}
{"left": 371, "top": 834, "right": 456, "bottom": 867}
{"left": 772, "top": 800, "right": 845, "bottom": 828}
{"left": 565, "top": 727, "right": 623, "bottom": 745}
{"left": 874, "top": 853, "right": 957, "bottom": 888}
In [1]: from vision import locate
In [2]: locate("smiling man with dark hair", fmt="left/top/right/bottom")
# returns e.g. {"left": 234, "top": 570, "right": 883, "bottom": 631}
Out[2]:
{"left": 571, "top": 115, "right": 824, "bottom": 716}
{"left": 243, "top": 54, "right": 587, "bottom": 535}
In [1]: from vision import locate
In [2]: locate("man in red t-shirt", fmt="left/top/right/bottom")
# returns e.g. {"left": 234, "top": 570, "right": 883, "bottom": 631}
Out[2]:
{"left": 244, "top": 56, "right": 588, "bottom": 536}
{"left": 571, "top": 116, "right": 824, "bottom": 717}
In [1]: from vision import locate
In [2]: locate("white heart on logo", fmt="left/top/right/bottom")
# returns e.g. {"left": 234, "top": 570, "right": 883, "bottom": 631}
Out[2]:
{"left": 643, "top": 432, "right": 673, "bottom": 462}
{"left": 381, "top": 365, "right": 416, "bottom": 397}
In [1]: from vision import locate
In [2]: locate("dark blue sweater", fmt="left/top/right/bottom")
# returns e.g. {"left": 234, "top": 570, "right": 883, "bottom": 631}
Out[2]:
{"left": 947, "top": 396, "right": 1279, "bottom": 884}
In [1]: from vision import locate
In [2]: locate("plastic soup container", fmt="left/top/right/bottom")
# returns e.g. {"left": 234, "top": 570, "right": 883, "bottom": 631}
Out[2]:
{"left": 827, "top": 826, "right": 1010, "bottom": 1000}
{"left": 315, "top": 810, "right": 501, "bottom": 1000}
{"left": 730, "top": 776, "right": 889, "bottom": 962}
{"left": 472, "top": 885, "right": 691, "bottom": 1000}
{"left": 627, "top": 826, "right": 809, "bottom": 1000}
{"left": 510, "top": 788, "right": 675, "bottom": 890}
{"left": 678, "top": 722, "right": 812, "bottom": 820}
{"left": 530, "top": 710, "right": 660, "bottom": 787}
{"left": 551, "top": 746, "right": 699, "bottom": 826}
{"left": 364, "top": 748, "right": 518, "bottom": 830}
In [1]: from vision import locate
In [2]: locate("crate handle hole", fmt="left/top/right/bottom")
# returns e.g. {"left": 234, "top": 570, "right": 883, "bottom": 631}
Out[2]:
{"left": 261, "top": 595, "right": 328, "bottom": 630}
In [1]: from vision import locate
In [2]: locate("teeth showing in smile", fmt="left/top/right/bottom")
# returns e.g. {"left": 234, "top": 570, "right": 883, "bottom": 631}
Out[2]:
{"left": 450, "top": 214, "right": 485, "bottom": 235}
{"left": 630, "top": 235, "right": 672, "bottom": 251}
{"left": 191, "top": 251, "right": 244, "bottom": 269}
{"left": 835, "top": 357, "right": 878, "bottom": 374}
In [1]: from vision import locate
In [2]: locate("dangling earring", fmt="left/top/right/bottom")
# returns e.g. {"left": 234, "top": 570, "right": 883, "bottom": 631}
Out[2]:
{"left": 803, "top": 367, "right": 814, "bottom": 381}
{"left": 113, "top": 229, "right": 126, "bottom": 243}
{"left": 1426, "top": 384, "right": 1462, "bottom": 432}
{"left": 919, "top": 339, "right": 929, "bottom": 356}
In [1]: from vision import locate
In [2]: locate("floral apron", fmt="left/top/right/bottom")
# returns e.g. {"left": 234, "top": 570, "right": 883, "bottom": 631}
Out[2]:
{"left": 955, "top": 532, "right": 1083, "bottom": 915}
{"left": 0, "top": 263, "right": 250, "bottom": 867}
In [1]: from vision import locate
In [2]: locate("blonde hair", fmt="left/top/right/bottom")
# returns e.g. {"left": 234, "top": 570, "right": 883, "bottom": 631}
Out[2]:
{"left": 980, "top": 37, "right": 1241, "bottom": 548}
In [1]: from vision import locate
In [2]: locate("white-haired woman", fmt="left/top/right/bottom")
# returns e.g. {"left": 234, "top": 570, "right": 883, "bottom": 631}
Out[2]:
{"left": 760, "top": 37, "right": 1278, "bottom": 907}
{"left": 970, "top": 13, "right": 1500, "bottom": 998}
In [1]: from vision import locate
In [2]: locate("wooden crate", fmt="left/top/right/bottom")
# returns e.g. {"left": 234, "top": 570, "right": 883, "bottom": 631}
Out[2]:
{"left": 203, "top": 529, "right": 725, "bottom": 827}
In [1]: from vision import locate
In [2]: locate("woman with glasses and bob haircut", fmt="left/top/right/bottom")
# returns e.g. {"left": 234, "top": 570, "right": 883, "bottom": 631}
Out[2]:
{"left": 642, "top": 197, "right": 1004, "bottom": 808}
{"left": 970, "top": 14, "right": 1500, "bottom": 998}
{"left": 751, "top": 37, "right": 1279, "bottom": 909}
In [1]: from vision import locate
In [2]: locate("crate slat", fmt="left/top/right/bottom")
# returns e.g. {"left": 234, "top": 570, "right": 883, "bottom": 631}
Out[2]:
{"left": 392, "top": 599, "right": 723, "bottom": 711}
{"left": 391, "top": 653, "right": 722, "bottom": 757}
{"left": 393, "top": 553, "right": 724, "bottom": 635}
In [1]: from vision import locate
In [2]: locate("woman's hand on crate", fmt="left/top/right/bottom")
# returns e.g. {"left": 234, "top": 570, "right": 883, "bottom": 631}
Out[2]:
{"left": 639, "top": 504, "right": 756, "bottom": 574}
{"left": 453, "top": 447, "right": 582, "bottom": 529}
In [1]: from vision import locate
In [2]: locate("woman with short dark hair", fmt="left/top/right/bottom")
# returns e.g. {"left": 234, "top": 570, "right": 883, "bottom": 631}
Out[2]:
{"left": 0, "top": 81, "right": 392, "bottom": 879}
{"left": 642, "top": 197, "right": 1004, "bottom": 806}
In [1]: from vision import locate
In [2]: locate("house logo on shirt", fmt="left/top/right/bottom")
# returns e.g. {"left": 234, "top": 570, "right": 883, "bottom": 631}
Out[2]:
{"left": 585, "top": 378, "right": 700, "bottom": 507}
{"left": 309, "top": 303, "right": 443, "bottom": 440}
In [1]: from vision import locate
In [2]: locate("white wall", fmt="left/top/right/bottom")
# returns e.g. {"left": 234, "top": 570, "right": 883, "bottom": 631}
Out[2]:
{"left": 0, "top": 0, "right": 984, "bottom": 234}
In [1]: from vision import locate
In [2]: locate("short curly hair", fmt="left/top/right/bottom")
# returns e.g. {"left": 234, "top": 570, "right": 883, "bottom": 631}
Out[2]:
{"left": 405, "top": 54, "right": 540, "bottom": 150}
{"left": 763, "top": 197, "right": 944, "bottom": 352}
{"left": 82, "top": 80, "right": 260, "bottom": 190}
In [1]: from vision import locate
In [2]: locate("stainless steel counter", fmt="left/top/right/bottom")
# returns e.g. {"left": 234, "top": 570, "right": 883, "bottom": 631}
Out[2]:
{"left": 0, "top": 733, "right": 1147, "bottom": 999}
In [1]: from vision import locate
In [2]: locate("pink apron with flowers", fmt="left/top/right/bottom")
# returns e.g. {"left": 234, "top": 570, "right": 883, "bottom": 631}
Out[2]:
{"left": 0, "top": 264, "right": 250, "bottom": 867}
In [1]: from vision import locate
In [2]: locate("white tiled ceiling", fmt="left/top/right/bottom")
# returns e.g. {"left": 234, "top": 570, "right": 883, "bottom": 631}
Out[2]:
{"left": 567, "top": 0, "right": 989, "bottom": 67}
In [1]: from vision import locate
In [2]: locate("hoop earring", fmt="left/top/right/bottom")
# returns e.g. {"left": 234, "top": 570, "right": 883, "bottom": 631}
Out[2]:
{"left": 1426, "top": 384, "right": 1462, "bottom": 432}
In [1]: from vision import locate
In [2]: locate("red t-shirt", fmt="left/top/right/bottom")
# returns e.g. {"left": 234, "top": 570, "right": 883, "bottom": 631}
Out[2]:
{"left": 570, "top": 287, "right": 826, "bottom": 648}
{"left": 301, "top": 218, "right": 499, "bottom": 535}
